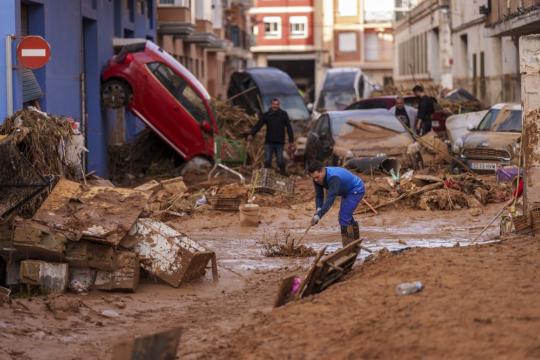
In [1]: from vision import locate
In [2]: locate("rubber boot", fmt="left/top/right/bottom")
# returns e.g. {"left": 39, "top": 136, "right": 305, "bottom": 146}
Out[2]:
{"left": 340, "top": 225, "right": 350, "bottom": 246}
{"left": 352, "top": 221, "right": 360, "bottom": 240}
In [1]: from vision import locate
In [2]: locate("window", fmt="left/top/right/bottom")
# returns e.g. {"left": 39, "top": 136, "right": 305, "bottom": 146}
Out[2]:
{"left": 338, "top": 32, "right": 357, "bottom": 52}
{"left": 365, "top": 32, "right": 379, "bottom": 61}
{"left": 263, "top": 16, "right": 281, "bottom": 39}
{"left": 364, "top": 0, "right": 394, "bottom": 22}
{"left": 158, "top": 0, "right": 189, "bottom": 6}
{"left": 289, "top": 16, "right": 308, "bottom": 39}
{"left": 147, "top": 62, "right": 210, "bottom": 123}
{"left": 337, "top": 0, "right": 357, "bottom": 16}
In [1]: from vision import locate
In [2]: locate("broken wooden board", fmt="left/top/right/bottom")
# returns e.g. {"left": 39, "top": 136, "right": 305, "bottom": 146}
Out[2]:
{"left": 19, "top": 260, "right": 68, "bottom": 294}
{"left": 65, "top": 241, "right": 115, "bottom": 270}
{"left": 160, "top": 177, "right": 187, "bottom": 195}
{"left": 133, "top": 219, "right": 217, "bottom": 287}
{"left": 302, "top": 240, "right": 362, "bottom": 298}
{"left": 94, "top": 251, "right": 140, "bottom": 292}
{"left": 12, "top": 218, "right": 67, "bottom": 260}
{"left": 134, "top": 180, "right": 161, "bottom": 193}
{"left": 274, "top": 275, "right": 297, "bottom": 308}
{"left": 112, "top": 328, "right": 181, "bottom": 360}
{"left": 33, "top": 179, "right": 149, "bottom": 246}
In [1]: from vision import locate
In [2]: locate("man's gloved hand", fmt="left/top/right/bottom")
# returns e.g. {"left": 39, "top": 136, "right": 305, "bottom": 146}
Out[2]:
{"left": 311, "top": 214, "right": 320, "bottom": 226}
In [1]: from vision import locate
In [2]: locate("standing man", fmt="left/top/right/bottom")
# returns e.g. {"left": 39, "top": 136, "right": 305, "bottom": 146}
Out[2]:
{"left": 412, "top": 85, "right": 436, "bottom": 136}
{"left": 308, "top": 161, "right": 365, "bottom": 246}
{"left": 389, "top": 96, "right": 418, "bottom": 134}
{"left": 248, "top": 98, "right": 295, "bottom": 176}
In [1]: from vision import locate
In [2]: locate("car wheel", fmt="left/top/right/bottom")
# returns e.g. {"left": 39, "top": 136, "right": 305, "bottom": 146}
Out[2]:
{"left": 101, "top": 79, "right": 131, "bottom": 109}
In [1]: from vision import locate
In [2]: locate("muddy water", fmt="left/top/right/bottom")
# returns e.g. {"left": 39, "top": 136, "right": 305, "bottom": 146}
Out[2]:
{"left": 186, "top": 205, "right": 504, "bottom": 274}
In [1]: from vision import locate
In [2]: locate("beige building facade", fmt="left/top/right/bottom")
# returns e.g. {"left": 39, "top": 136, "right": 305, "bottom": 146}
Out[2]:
{"left": 157, "top": 0, "right": 253, "bottom": 99}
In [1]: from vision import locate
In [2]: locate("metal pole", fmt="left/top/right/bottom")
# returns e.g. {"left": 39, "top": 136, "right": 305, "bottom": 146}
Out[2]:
{"left": 5, "top": 34, "right": 14, "bottom": 116}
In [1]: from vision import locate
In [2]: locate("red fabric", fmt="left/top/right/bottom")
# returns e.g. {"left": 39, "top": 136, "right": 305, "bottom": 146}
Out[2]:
{"left": 513, "top": 179, "right": 524, "bottom": 198}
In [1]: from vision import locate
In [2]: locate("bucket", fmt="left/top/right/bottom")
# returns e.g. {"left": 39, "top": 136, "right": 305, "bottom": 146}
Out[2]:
{"left": 239, "top": 203, "right": 260, "bottom": 226}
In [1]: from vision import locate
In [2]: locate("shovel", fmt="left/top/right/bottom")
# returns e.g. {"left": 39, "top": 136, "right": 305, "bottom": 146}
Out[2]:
{"left": 296, "top": 223, "right": 313, "bottom": 246}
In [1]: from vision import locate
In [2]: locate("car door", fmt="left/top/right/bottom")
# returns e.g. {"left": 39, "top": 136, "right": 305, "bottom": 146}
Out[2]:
{"left": 317, "top": 114, "right": 334, "bottom": 162}
{"left": 305, "top": 116, "right": 322, "bottom": 163}
{"left": 144, "top": 62, "right": 208, "bottom": 159}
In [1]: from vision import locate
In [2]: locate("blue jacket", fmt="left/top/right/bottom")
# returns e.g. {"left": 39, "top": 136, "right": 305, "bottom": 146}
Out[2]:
{"left": 314, "top": 167, "right": 365, "bottom": 218}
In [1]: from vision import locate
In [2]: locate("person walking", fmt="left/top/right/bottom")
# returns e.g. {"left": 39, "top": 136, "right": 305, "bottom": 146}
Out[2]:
{"left": 412, "top": 85, "right": 436, "bottom": 136}
{"left": 248, "top": 98, "right": 295, "bottom": 175}
{"left": 308, "top": 161, "right": 365, "bottom": 246}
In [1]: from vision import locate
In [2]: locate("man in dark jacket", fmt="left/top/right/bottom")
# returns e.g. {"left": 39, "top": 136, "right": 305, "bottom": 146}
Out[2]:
{"left": 413, "top": 85, "right": 436, "bottom": 136}
{"left": 308, "top": 161, "right": 365, "bottom": 246}
{"left": 248, "top": 98, "right": 294, "bottom": 175}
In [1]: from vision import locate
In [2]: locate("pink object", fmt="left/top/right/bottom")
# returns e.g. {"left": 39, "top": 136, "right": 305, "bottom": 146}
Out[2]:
{"left": 290, "top": 276, "right": 303, "bottom": 295}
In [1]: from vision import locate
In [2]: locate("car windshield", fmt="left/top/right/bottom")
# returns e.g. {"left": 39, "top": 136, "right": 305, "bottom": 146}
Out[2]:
{"left": 330, "top": 110, "right": 407, "bottom": 136}
{"left": 262, "top": 95, "right": 309, "bottom": 121}
{"left": 146, "top": 62, "right": 210, "bottom": 123}
{"left": 316, "top": 91, "right": 357, "bottom": 111}
{"left": 476, "top": 108, "right": 522, "bottom": 132}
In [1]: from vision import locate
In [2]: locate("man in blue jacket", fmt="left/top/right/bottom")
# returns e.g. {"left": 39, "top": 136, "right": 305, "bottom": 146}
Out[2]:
{"left": 308, "top": 161, "right": 365, "bottom": 246}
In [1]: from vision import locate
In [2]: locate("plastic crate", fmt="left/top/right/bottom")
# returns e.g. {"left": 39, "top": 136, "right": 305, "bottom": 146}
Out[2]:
{"left": 252, "top": 168, "right": 295, "bottom": 195}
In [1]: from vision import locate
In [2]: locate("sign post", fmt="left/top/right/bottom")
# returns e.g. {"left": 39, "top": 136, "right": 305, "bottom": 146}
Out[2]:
{"left": 16, "top": 35, "right": 51, "bottom": 69}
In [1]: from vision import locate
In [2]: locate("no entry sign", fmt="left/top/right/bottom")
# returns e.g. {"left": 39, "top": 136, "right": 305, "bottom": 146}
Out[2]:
{"left": 16, "top": 36, "right": 51, "bottom": 69}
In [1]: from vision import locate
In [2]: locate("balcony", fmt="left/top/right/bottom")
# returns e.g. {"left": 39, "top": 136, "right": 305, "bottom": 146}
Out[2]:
{"left": 157, "top": 6, "right": 194, "bottom": 37}
{"left": 185, "top": 19, "right": 226, "bottom": 49}
{"left": 195, "top": 19, "right": 213, "bottom": 33}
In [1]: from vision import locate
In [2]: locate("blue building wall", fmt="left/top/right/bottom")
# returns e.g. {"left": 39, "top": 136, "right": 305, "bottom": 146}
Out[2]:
{"left": 0, "top": 0, "right": 156, "bottom": 176}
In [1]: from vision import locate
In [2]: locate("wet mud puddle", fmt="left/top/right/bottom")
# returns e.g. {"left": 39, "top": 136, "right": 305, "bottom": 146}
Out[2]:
{"left": 189, "top": 207, "right": 502, "bottom": 274}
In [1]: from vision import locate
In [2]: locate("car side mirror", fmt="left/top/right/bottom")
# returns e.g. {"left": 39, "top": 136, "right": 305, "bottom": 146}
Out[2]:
{"left": 467, "top": 124, "right": 475, "bottom": 131}
{"left": 201, "top": 120, "right": 213, "bottom": 134}
{"left": 307, "top": 103, "right": 314, "bottom": 112}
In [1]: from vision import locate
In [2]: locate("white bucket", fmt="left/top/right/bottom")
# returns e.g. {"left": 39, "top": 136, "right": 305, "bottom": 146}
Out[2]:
{"left": 239, "top": 203, "right": 260, "bottom": 226}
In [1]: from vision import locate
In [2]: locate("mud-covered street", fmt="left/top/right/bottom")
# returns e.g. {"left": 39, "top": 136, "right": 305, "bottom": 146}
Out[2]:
{"left": 3, "top": 174, "right": 537, "bottom": 360}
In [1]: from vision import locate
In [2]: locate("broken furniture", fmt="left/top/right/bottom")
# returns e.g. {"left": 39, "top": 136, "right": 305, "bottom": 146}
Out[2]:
{"left": 127, "top": 219, "right": 218, "bottom": 287}
{"left": 274, "top": 240, "right": 363, "bottom": 307}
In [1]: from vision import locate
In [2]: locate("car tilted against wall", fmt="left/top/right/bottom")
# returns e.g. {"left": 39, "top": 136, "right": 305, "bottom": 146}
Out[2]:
{"left": 101, "top": 41, "right": 217, "bottom": 163}
{"left": 457, "top": 103, "right": 522, "bottom": 172}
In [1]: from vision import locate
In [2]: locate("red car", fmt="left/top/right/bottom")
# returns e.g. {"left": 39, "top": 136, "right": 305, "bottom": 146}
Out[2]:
{"left": 101, "top": 41, "right": 216, "bottom": 162}
{"left": 345, "top": 95, "right": 449, "bottom": 134}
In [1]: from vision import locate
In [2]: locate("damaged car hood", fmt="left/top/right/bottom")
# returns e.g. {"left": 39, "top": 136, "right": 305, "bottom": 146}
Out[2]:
{"left": 462, "top": 131, "right": 520, "bottom": 150}
{"left": 335, "top": 121, "right": 413, "bottom": 157}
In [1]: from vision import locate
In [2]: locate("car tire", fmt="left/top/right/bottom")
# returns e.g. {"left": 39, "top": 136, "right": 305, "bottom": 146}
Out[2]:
{"left": 101, "top": 79, "right": 131, "bottom": 109}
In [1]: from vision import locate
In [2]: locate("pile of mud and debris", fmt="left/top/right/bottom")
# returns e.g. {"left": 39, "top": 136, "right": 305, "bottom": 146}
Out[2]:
{"left": 258, "top": 230, "right": 316, "bottom": 258}
{"left": 0, "top": 108, "right": 86, "bottom": 219}
{"left": 359, "top": 171, "right": 510, "bottom": 215}
{"left": 0, "top": 177, "right": 218, "bottom": 297}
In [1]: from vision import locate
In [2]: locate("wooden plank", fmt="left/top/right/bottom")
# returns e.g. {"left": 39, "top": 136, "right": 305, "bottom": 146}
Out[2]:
{"left": 112, "top": 327, "right": 181, "bottom": 360}
{"left": 274, "top": 275, "right": 297, "bottom": 308}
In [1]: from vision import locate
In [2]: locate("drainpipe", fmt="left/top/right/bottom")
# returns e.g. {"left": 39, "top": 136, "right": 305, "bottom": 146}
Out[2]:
{"left": 5, "top": 34, "right": 14, "bottom": 116}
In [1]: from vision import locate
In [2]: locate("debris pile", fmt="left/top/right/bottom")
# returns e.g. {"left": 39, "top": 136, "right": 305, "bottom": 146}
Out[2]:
{"left": 0, "top": 107, "right": 85, "bottom": 179}
{"left": 108, "top": 128, "right": 181, "bottom": 184}
{"left": 0, "top": 108, "right": 85, "bottom": 219}
{"left": 213, "top": 100, "right": 265, "bottom": 167}
{"left": 0, "top": 178, "right": 217, "bottom": 295}
{"left": 359, "top": 173, "right": 510, "bottom": 213}
{"left": 259, "top": 230, "right": 316, "bottom": 258}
